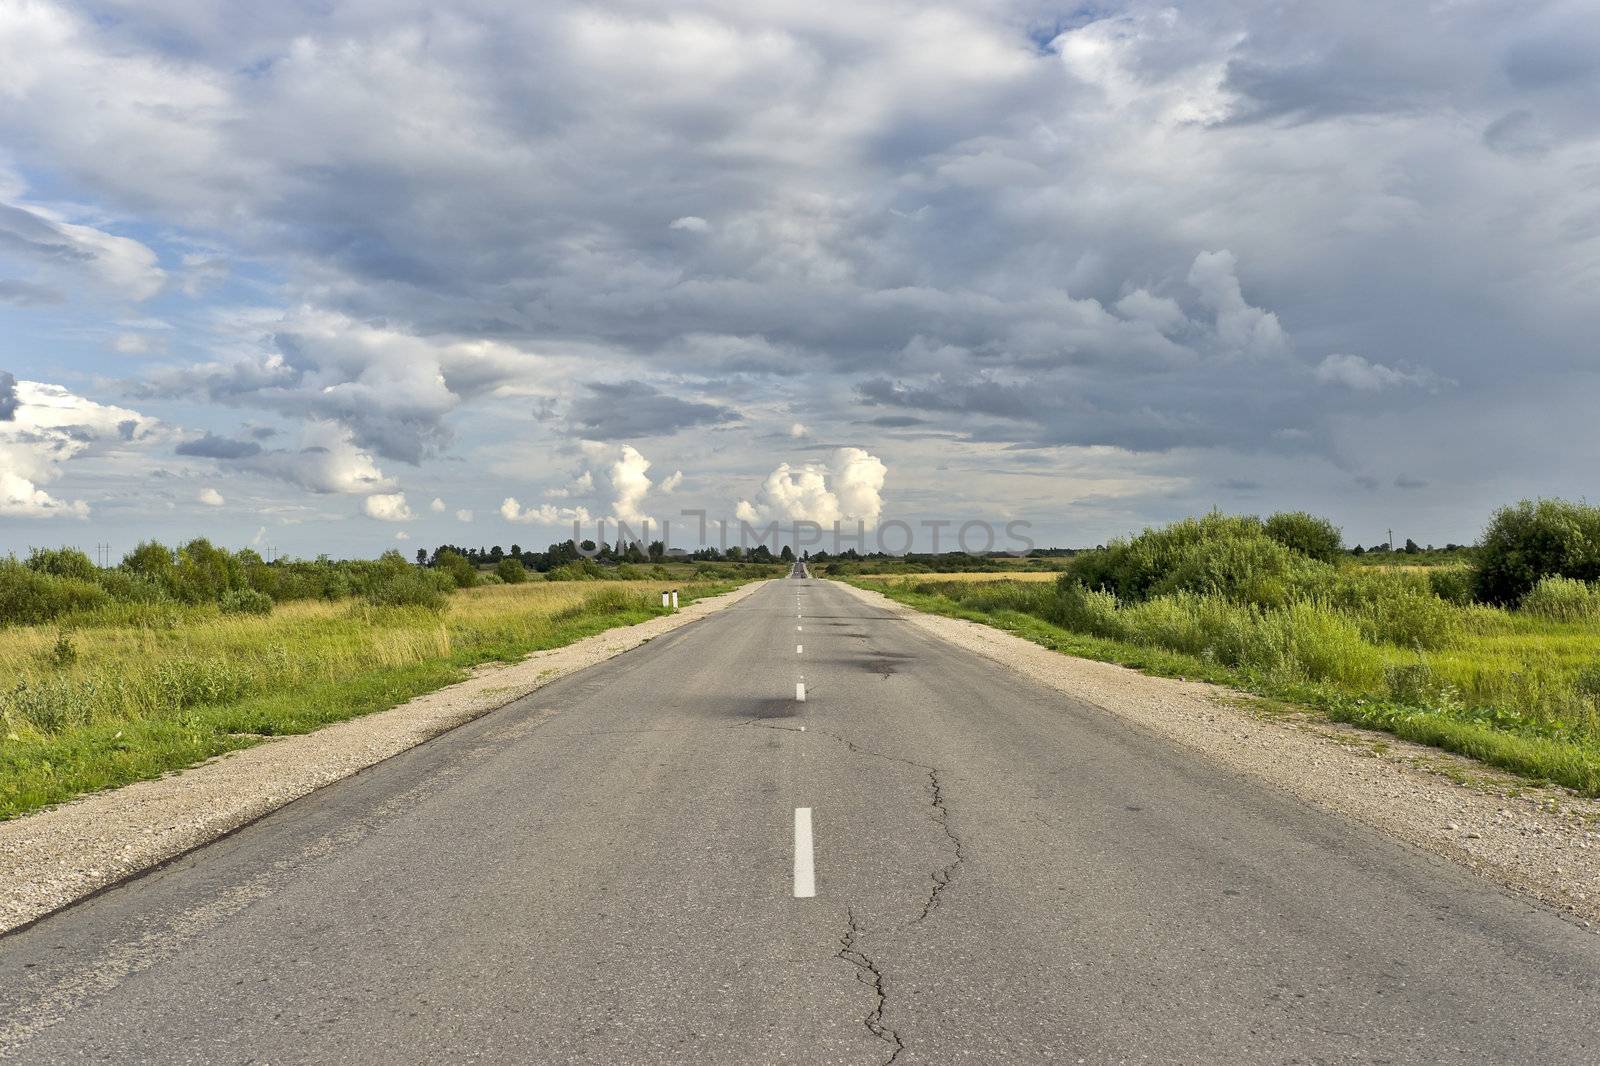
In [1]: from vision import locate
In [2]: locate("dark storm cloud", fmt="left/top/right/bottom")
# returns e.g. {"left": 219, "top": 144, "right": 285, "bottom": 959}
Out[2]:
{"left": 3, "top": 0, "right": 1599, "bottom": 538}
{"left": 175, "top": 431, "right": 263, "bottom": 459}
{"left": 569, "top": 382, "right": 739, "bottom": 438}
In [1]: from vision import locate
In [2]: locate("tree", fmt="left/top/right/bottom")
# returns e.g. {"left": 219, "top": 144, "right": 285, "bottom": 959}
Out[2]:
{"left": 495, "top": 557, "right": 529, "bottom": 584}
{"left": 1263, "top": 511, "right": 1343, "bottom": 564}
{"left": 123, "top": 540, "right": 176, "bottom": 582}
{"left": 1475, "top": 498, "right": 1600, "bottom": 605}
{"left": 780, "top": 545, "right": 795, "bottom": 562}
{"left": 1403, "top": 538, "right": 1421, "bottom": 555}
{"left": 24, "top": 547, "right": 98, "bottom": 581}
{"left": 416, "top": 548, "right": 428, "bottom": 566}
{"left": 434, "top": 549, "right": 478, "bottom": 589}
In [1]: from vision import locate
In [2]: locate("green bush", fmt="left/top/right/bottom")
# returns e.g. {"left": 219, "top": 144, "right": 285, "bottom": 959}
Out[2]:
{"left": 220, "top": 588, "right": 275, "bottom": 616}
{"left": 1151, "top": 533, "right": 1330, "bottom": 608}
{"left": 365, "top": 570, "right": 452, "bottom": 611}
{"left": 171, "top": 538, "right": 244, "bottom": 604}
{"left": 1263, "top": 511, "right": 1344, "bottom": 564}
{"left": 555, "top": 586, "right": 648, "bottom": 619}
{"left": 495, "top": 557, "right": 530, "bottom": 584}
{"left": 45, "top": 631, "right": 78, "bottom": 667}
{"left": 0, "top": 560, "right": 112, "bottom": 626}
{"left": 548, "top": 559, "right": 609, "bottom": 581}
{"left": 1427, "top": 566, "right": 1475, "bottom": 606}
{"left": 1070, "top": 513, "right": 1274, "bottom": 601}
{"left": 433, "top": 550, "right": 478, "bottom": 590}
{"left": 1520, "top": 575, "right": 1600, "bottom": 622}
{"left": 1475, "top": 498, "right": 1600, "bottom": 606}
{"left": 1048, "top": 579, "right": 1125, "bottom": 639}
{"left": 121, "top": 541, "right": 176, "bottom": 583}
{"left": 24, "top": 547, "right": 99, "bottom": 582}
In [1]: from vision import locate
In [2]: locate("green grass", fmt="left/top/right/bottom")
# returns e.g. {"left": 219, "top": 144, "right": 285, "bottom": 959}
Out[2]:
{"left": 850, "top": 576, "right": 1600, "bottom": 796}
{"left": 0, "top": 579, "right": 744, "bottom": 820}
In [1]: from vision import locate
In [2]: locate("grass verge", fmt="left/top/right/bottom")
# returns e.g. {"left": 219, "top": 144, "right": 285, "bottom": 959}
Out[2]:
{"left": 0, "top": 579, "right": 743, "bottom": 820}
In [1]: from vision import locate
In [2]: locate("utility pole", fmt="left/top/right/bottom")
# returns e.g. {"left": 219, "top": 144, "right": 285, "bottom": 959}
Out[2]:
{"left": 1387, "top": 528, "right": 1394, "bottom": 551}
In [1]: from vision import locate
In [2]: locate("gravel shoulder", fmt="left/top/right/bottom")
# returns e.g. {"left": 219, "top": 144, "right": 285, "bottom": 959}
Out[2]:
{"left": 838, "top": 580, "right": 1600, "bottom": 929}
{"left": 0, "top": 580, "right": 767, "bottom": 935}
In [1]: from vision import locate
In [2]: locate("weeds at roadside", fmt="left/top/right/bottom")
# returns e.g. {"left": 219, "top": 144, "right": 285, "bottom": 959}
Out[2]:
{"left": 0, "top": 579, "right": 742, "bottom": 819}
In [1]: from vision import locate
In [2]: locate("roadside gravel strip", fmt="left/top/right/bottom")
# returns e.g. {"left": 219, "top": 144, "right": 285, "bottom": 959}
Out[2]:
{"left": 837, "top": 580, "right": 1600, "bottom": 930}
{"left": 0, "top": 581, "right": 764, "bottom": 934}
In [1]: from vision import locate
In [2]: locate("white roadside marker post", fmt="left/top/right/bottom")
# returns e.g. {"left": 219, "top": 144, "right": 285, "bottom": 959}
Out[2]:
{"left": 661, "top": 591, "right": 670, "bottom": 608}
{"left": 671, "top": 589, "right": 679, "bottom": 609}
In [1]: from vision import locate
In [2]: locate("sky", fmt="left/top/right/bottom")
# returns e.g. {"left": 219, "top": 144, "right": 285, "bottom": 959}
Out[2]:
{"left": 1, "top": 0, "right": 1597, "bottom": 558}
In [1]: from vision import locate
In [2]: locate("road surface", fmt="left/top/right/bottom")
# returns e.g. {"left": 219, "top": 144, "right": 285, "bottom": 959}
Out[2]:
{"left": 2, "top": 575, "right": 1597, "bottom": 1063}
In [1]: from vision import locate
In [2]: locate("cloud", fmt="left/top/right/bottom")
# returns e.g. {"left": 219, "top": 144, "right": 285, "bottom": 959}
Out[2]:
{"left": 569, "top": 381, "right": 739, "bottom": 439}
{"left": 3, "top": 0, "right": 1600, "bottom": 546}
{"left": 198, "top": 487, "right": 225, "bottom": 506}
{"left": 500, "top": 498, "right": 593, "bottom": 526}
{"left": 394, "top": 530, "right": 410, "bottom": 540}
{"left": 788, "top": 422, "right": 808, "bottom": 438}
{"left": 737, "top": 447, "right": 887, "bottom": 527}
{"left": 1315, "top": 354, "right": 1436, "bottom": 392}
{"left": 363, "top": 492, "right": 414, "bottom": 521}
{"left": 126, "top": 307, "right": 551, "bottom": 465}
{"left": 0, "top": 379, "right": 158, "bottom": 518}
{"left": 430, "top": 497, "right": 446, "bottom": 512}
{"left": 545, "top": 470, "right": 594, "bottom": 499}
{"left": 207, "top": 422, "right": 394, "bottom": 496}
{"left": 609, "top": 444, "right": 653, "bottom": 525}
{"left": 1186, "top": 251, "right": 1290, "bottom": 360}
{"left": 176, "top": 431, "right": 262, "bottom": 459}
{"left": 455, "top": 508, "right": 473, "bottom": 522}
{"left": 501, "top": 443, "right": 669, "bottom": 528}
{"left": 0, "top": 200, "right": 165, "bottom": 301}
{"left": 0, "top": 279, "right": 63, "bottom": 306}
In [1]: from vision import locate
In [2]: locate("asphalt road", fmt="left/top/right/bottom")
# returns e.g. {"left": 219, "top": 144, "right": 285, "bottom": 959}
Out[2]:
{"left": 3, "top": 575, "right": 1598, "bottom": 1064}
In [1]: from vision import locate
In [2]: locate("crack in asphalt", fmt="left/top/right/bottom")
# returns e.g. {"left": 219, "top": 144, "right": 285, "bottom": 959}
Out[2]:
{"left": 916, "top": 768, "right": 963, "bottom": 924}
{"left": 747, "top": 720, "right": 965, "bottom": 923}
{"left": 748, "top": 719, "right": 968, "bottom": 1064}
{"left": 836, "top": 908, "right": 905, "bottom": 1065}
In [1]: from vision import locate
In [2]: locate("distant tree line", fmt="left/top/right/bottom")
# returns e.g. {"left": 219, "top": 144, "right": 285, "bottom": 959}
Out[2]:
{"left": 415, "top": 539, "right": 788, "bottom": 570}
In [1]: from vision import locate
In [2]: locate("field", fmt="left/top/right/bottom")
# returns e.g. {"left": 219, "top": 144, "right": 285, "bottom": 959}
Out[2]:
{"left": 850, "top": 557, "right": 1600, "bottom": 794}
{"left": 853, "top": 570, "right": 1061, "bottom": 583}
{"left": 0, "top": 579, "right": 740, "bottom": 819}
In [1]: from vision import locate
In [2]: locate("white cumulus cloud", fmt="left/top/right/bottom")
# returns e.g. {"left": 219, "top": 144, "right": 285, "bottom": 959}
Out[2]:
{"left": 363, "top": 492, "right": 415, "bottom": 521}
{"left": 736, "top": 447, "right": 887, "bottom": 528}
{"left": 501, "top": 498, "right": 593, "bottom": 526}
{"left": 0, "top": 379, "right": 159, "bottom": 518}
{"left": 198, "top": 487, "right": 225, "bottom": 506}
